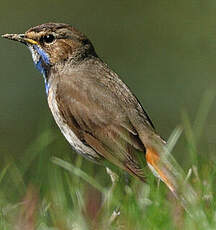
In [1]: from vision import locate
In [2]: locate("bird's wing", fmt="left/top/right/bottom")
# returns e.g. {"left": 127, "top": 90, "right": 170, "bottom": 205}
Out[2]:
{"left": 54, "top": 69, "right": 154, "bottom": 180}
{"left": 52, "top": 65, "right": 196, "bottom": 209}
{"left": 54, "top": 67, "right": 188, "bottom": 199}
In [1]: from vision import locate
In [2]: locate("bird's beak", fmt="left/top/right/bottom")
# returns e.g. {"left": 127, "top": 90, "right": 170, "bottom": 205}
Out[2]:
{"left": 2, "top": 33, "right": 38, "bottom": 45}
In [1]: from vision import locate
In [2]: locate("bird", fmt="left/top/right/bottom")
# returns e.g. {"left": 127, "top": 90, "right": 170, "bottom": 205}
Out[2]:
{"left": 2, "top": 23, "right": 184, "bottom": 198}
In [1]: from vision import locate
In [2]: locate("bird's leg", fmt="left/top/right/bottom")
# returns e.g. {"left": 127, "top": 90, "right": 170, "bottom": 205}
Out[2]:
{"left": 105, "top": 167, "right": 119, "bottom": 206}
{"left": 101, "top": 167, "right": 120, "bottom": 224}
{"left": 106, "top": 167, "right": 119, "bottom": 190}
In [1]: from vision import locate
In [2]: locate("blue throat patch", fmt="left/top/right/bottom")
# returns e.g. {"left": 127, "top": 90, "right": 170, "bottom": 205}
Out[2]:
{"left": 32, "top": 45, "right": 50, "bottom": 95}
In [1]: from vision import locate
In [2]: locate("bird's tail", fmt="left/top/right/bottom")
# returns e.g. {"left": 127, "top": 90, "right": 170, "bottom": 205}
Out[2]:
{"left": 146, "top": 147, "right": 177, "bottom": 194}
{"left": 146, "top": 145, "right": 197, "bottom": 212}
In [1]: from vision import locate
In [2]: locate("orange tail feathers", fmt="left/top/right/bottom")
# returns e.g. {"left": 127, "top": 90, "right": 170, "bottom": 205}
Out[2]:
{"left": 146, "top": 146, "right": 198, "bottom": 215}
{"left": 146, "top": 147, "right": 177, "bottom": 195}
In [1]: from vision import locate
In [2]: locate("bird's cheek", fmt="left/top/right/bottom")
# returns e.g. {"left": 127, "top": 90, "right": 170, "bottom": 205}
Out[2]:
{"left": 49, "top": 42, "right": 72, "bottom": 64}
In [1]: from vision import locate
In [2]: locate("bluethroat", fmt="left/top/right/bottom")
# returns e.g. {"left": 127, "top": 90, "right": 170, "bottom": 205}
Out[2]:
{"left": 2, "top": 23, "right": 181, "bottom": 196}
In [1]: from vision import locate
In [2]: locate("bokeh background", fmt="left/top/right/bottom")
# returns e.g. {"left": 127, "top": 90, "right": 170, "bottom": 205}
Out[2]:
{"left": 1, "top": 0, "right": 216, "bottom": 203}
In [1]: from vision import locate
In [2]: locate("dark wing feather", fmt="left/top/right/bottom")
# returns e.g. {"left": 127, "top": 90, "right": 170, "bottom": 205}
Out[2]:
{"left": 55, "top": 67, "right": 153, "bottom": 180}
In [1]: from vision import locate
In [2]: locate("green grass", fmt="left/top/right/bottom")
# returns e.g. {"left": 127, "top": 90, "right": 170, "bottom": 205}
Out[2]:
{"left": 1, "top": 91, "right": 216, "bottom": 230}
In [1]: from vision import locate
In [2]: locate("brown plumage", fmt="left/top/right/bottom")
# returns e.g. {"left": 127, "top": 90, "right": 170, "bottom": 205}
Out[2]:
{"left": 2, "top": 23, "right": 181, "bottom": 195}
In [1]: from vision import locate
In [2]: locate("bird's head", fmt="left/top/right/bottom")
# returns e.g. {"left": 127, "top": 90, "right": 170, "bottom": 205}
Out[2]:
{"left": 2, "top": 23, "right": 97, "bottom": 75}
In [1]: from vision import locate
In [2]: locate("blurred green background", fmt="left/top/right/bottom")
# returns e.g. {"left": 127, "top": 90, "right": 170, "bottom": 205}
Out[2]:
{"left": 1, "top": 1, "right": 216, "bottom": 229}
{"left": 1, "top": 0, "right": 216, "bottom": 180}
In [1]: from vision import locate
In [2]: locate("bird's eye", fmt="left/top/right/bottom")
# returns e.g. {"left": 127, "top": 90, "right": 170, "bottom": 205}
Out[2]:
{"left": 42, "top": 34, "right": 55, "bottom": 44}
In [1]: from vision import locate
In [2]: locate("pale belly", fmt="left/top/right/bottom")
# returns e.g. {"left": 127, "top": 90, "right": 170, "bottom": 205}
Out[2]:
{"left": 47, "top": 87, "right": 101, "bottom": 162}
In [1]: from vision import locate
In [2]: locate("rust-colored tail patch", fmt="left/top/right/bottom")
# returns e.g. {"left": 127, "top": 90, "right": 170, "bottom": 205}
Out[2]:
{"left": 146, "top": 147, "right": 175, "bottom": 193}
